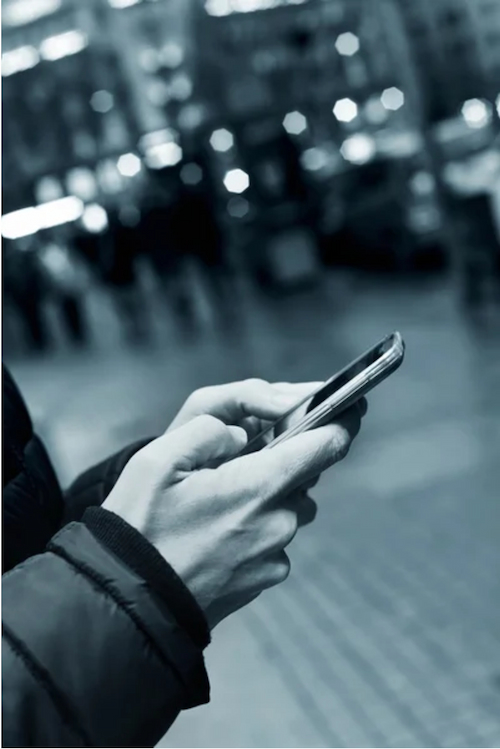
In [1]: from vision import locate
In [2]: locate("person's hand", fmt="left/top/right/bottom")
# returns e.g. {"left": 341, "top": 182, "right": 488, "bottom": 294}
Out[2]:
{"left": 167, "top": 378, "right": 330, "bottom": 530}
{"left": 103, "top": 382, "right": 366, "bottom": 629}
{"left": 168, "top": 378, "right": 365, "bottom": 484}
{"left": 167, "top": 378, "right": 323, "bottom": 447}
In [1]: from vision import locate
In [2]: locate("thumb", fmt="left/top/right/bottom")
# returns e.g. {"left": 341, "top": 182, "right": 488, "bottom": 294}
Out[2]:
{"left": 149, "top": 414, "right": 248, "bottom": 473}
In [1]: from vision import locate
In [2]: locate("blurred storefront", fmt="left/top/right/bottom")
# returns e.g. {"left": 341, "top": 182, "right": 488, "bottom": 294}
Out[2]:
{"left": 2, "top": 0, "right": 500, "bottom": 300}
{"left": 3, "top": 1, "right": 137, "bottom": 212}
{"left": 397, "top": 0, "right": 500, "bottom": 121}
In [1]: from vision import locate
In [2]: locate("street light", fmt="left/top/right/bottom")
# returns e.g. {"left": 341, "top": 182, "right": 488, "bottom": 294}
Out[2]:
{"left": 2, "top": 197, "right": 85, "bottom": 238}
{"left": 109, "top": 0, "right": 141, "bottom": 8}
{"left": 40, "top": 30, "right": 88, "bottom": 61}
{"left": 1, "top": 46, "right": 39, "bottom": 76}
{"left": 3, "top": 0, "right": 62, "bottom": 27}
{"left": 37, "top": 196, "right": 84, "bottom": 230}
{"left": 205, "top": 0, "right": 308, "bottom": 15}
{"left": 2, "top": 207, "right": 39, "bottom": 239}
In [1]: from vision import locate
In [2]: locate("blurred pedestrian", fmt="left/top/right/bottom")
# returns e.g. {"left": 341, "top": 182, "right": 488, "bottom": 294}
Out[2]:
{"left": 39, "top": 227, "right": 89, "bottom": 346}
{"left": 169, "top": 160, "right": 235, "bottom": 327}
{"left": 102, "top": 204, "right": 150, "bottom": 344}
{"left": 3, "top": 236, "right": 51, "bottom": 352}
{"left": 141, "top": 186, "right": 196, "bottom": 334}
{"left": 445, "top": 190, "right": 500, "bottom": 308}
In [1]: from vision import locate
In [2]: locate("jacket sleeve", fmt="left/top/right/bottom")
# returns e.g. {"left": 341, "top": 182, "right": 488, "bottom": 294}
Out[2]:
{"left": 2, "top": 517, "right": 210, "bottom": 748}
{"left": 63, "top": 439, "right": 153, "bottom": 524}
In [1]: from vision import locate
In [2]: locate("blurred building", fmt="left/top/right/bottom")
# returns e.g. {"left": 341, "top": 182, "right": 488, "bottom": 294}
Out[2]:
{"left": 3, "top": 0, "right": 499, "bottom": 277}
{"left": 2, "top": 0, "right": 136, "bottom": 213}
{"left": 192, "top": 0, "right": 405, "bottom": 134}
{"left": 100, "top": 0, "right": 195, "bottom": 136}
{"left": 185, "top": 1, "right": 421, "bottom": 278}
{"left": 399, "top": 0, "right": 500, "bottom": 121}
{"left": 1, "top": 0, "right": 193, "bottom": 218}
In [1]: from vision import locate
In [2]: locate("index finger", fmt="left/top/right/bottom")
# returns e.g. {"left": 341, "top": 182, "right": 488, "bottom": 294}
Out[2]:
{"left": 170, "top": 379, "right": 322, "bottom": 430}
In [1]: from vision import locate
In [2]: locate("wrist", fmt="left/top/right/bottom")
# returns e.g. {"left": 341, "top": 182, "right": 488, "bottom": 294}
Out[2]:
{"left": 84, "top": 507, "right": 211, "bottom": 647}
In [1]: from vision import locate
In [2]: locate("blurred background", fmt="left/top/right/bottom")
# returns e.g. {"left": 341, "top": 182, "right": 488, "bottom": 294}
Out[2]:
{"left": 2, "top": 0, "right": 500, "bottom": 746}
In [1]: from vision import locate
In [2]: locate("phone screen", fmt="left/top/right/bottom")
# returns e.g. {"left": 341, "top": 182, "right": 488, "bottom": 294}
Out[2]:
{"left": 240, "top": 334, "right": 397, "bottom": 455}
{"left": 306, "top": 335, "right": 394, "bottom": 413}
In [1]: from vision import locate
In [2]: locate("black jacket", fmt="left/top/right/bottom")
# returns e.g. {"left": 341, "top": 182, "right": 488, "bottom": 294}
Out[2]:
{"left": 2, "top": 366, "right": 210, "bottom": 747}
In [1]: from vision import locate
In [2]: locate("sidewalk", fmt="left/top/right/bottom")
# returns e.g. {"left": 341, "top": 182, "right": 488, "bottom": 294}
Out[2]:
{"left": 8, "top": 275, "right": 500, "bottom": 748}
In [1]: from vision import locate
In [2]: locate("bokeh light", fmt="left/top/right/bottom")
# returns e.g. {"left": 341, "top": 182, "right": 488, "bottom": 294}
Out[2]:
{"left": 283, "top": 111, "right": 307, "bottom": 135}
{"left": 335, "top": 32, "right": 360, "bottom": 57}
{"left": 117, "top": 153, "right": 142, "bottom": 177}
{"left": 461, "top": 98, "right": 492, "bottom": 129}
{"left": 81, "top": 203, "right": 109, "bottom": 233}
{"left": 90, "top": 90, "right": 114, "bottom": 114}
{"left": 210, "top": 128, "right": 234, "bottom": 152}
{"left": 223, "top": 168, "right": 250, "bottom": 193}
{"left": 340, "top": 133, "right": 376, "bottom": 164}
{"left": 333, "top": 97, "right": 358, "bottom": 123}
{"left": 381, "top": 87, "right": 405, "bottom": 111}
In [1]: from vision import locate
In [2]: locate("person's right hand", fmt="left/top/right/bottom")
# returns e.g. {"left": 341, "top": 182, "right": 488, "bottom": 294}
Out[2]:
{"left": 103, "top": 407, "right": 362, "bottom": 629}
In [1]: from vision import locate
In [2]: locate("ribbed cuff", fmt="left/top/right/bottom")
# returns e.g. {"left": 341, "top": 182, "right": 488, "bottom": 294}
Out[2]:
{"left": 83, "top": 507, "right": 210, "bottom": 650}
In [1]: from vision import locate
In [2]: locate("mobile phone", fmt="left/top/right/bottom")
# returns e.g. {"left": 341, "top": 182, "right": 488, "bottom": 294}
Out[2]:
{"left": 241, "top": 331, "right": 405, "bottom": 454}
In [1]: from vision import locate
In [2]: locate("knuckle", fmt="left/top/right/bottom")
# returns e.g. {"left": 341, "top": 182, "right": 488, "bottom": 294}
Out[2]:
{"left": 186, "top": 386, "right": 211, "bottom": 409}
{"left": 336, "top": 427, "right": 351, "bottom": 457}
{"left": 193, "top": 413, "right": 225, "bottom": 434}
{"left": 126, "top": 452, "right": 143, "bottom": 474}
{"left": 330, "top": 425, "right": 350, "bottom": 461}
{"left": 129, "top": 444, "right": 159, "bottom": 475}
{"left": 273, "top": 556, "right": 291, "bottom": 584}
{"left": 336, "top": 441, "right": 350, "bottom": 461}
{"left": 242, "top": 378, "right": 268, "bottom": 396}
{"left": 244, "top": 377, "right": 266, "bottom": 387}
{"left": 275, "top": 511, "right": 298, "bottom": 546}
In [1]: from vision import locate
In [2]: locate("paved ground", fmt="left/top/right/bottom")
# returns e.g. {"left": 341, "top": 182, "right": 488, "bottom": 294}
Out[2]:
{"left": 6, "top": 271, "right": 500, "bottom": 748}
